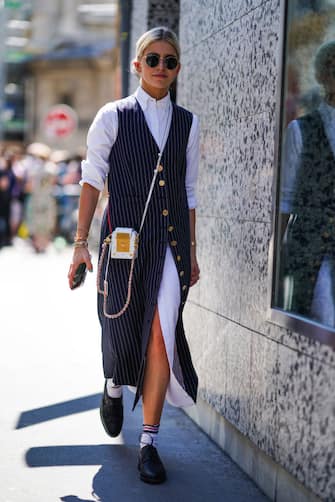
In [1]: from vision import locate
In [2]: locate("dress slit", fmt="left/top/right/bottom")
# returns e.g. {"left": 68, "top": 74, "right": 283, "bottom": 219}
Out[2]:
{"left": 157, "top": 245, "right": 194, "bottom": 407}
{"left": 128, "top": 246, "right": 194, "bottom": 407}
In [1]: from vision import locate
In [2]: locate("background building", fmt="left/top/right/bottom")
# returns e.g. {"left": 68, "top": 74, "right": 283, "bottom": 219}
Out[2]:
{"left": 126, "top": 1, "right": 335, "bottom": 501}
{"left": 1, "top": 0, "right": 120, "bottom": 151}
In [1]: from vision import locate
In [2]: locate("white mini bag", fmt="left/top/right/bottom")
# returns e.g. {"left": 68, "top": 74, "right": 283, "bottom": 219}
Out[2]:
{"left": 110, "top": 227, "right": 139, "bottom": 259}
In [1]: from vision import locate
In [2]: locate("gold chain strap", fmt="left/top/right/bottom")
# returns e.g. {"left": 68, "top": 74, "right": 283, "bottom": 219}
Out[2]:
{"left": 97, "top": 234, "right": 138, "bottom": 319}
{"left": 96, "top": 235, "right": 110, "bottom": 294}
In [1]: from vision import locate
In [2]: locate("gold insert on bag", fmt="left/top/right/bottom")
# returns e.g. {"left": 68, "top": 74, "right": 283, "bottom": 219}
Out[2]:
{"left": 111, "top": 227, "right": 138, "bottom": 259}
{"left": 116, "top": 232, "right": 131, "bottom": 253}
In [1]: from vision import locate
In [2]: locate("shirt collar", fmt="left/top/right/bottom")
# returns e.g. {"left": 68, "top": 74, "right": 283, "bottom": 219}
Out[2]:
{"left": 134, "top": 86, "right": 171, "bottom": 111}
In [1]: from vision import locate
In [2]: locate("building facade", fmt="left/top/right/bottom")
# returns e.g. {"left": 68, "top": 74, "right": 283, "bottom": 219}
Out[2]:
{"left": 3, "top": 0, "right": 120, "bottom": 151}
{"left": 127, "top": 1, "right": 335, "bottom": 501}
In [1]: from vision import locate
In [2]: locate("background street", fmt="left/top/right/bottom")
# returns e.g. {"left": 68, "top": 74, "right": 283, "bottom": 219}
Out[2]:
{"left": 0, "top": 239, "right": 269, "bottom": 501}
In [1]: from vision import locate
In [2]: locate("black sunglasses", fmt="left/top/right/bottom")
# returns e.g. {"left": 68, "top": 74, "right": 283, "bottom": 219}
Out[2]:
{"left": 144, "top": 53, "right": 179, "bottom": 70}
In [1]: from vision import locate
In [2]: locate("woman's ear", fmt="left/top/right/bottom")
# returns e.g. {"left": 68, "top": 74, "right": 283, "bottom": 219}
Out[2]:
{"left": 133, "top": 60, "right": 141, "bottom": 74}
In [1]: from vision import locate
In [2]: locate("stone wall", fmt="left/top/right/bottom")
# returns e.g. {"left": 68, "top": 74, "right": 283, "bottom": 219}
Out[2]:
{"left": 178, "top": 1, "right": 335, "bottom": 500}
{"left": 147, "top": 0, "right": 179, "bottom": 32}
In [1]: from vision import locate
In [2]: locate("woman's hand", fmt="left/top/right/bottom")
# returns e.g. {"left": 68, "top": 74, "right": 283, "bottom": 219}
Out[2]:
{"left": 68, "top": 246, "right": 93, "bottom": 289}
{"left": 190, "top": 248, "right": 200, "bottom": 287}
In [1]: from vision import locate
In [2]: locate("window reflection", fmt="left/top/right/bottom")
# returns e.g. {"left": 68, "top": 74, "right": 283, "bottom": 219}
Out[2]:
{"left": 275, "top": 1, "right": 335, "bottom": 329}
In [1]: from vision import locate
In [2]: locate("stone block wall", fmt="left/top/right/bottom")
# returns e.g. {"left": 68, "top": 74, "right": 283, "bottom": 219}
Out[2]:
{"left": 127, "top": 1, "right": 335, "bottom": 499}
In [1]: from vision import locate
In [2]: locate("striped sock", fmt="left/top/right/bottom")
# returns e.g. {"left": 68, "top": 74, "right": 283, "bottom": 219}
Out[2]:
{"left": 106, "top": 378, "right": 122, "bottom": 398}
{"left": 140, "top": 423, "right": 160, "bottom": 449}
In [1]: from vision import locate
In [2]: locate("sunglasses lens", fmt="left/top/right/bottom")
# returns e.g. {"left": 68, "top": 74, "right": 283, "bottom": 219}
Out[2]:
{"left": 145, "top": 54, "right": 160, "bottom": 67}
{"left": 165, "top": 57, "right": 178, "bottom": 70}
{"left": 145, "top": 53, "right": 178, "bottom": 69}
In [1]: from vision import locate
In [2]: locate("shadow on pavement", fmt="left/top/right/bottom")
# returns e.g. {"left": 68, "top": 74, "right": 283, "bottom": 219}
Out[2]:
{"left": 16, "top": 393, "right": 101, "bottom": 429}
{"left": 60, "top": 496, "right": 95, "bottom": 502}
{"left": 25, "top": 443, "right": 216, "bottom": 502}
{"left": 19, "top": 389, "right": 270, "bottom": 501}
{"left": 25, "top": 444, "right": 131, "bottom": 467}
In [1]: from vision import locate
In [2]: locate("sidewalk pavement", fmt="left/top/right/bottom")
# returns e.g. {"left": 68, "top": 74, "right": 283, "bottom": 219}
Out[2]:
{"left": 0, "top": 239, "right": 270, "bottom": 502}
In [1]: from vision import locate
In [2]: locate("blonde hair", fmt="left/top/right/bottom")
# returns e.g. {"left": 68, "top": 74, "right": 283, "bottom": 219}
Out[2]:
{"left": 132, "top": 26, "right": 180, "bottom": 76}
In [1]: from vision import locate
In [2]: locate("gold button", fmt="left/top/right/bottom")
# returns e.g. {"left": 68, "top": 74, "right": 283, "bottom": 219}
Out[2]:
{"left": 179, "top": 271, "right": 184, "bottom": 277}
{"left": 171, "top": 240, "right": 177, "bottom": 246}
{"left": 158, "top": 165, "right": 163, "bottom": 172}
{"left": 182, "top": 285, "right": 187, "bottom": 291}
{"left": 168, "top": 225, "right": 174, "bottom": 232}
{"left": 176, "top": 255, "right": 181, "bottom": 262}
{"left": 159, "top": 180, "right": 165, "bottom": 187}
{"left": 162, "top": 209, "right": 169, "bottom": 216}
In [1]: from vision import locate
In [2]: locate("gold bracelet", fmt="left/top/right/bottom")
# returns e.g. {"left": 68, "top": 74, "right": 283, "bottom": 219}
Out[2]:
{"left": 74, "top": 234, "right": 88, "bottom": 242}
{"left": 74, "top": 240, "right": 88, "bottom": 248}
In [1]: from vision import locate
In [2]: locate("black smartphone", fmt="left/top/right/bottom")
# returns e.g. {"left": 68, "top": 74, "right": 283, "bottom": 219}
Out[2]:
{"left": 71, "top": 263, "right": 87, "bottom": 290}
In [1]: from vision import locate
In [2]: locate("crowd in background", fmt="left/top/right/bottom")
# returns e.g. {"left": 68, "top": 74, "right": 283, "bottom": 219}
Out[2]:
{"left": 0, "top": 142, "right": 83, "bottom": 253}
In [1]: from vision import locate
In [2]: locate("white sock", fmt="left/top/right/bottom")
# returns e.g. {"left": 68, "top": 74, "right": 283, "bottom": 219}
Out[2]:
{"left": 106, "top": 378, "right": 122, "bottom": 398}
{"left": 140, "top": 432, "right": 157, "bottom": 448}
{"left": 140, "top": 424, "right": 160, "bottom": 448}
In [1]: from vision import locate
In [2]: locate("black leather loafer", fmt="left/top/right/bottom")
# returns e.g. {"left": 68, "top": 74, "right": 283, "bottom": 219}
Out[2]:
{"left": 100, "top": 383, "right": 123, "bottom": 438}
{"left": 138, "top": 445, "right": 166, "bottom": 484}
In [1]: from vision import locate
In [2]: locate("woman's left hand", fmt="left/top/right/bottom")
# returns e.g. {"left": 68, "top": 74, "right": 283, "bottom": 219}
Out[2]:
{"left": 190, "top": 249, "right": 200, "bottom": 287}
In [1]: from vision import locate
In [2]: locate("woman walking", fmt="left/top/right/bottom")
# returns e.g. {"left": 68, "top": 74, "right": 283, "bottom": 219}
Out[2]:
{"left": 68, "top": 26, "right": 200, "bottom": 484}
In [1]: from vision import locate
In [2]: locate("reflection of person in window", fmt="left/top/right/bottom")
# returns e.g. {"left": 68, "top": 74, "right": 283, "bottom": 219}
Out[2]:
{"left": 279, "top": 41, "right": 335, "bottom": 322}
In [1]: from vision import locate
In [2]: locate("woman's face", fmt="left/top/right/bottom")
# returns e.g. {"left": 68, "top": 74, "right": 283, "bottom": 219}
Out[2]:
{"left": 134, "top": 40, "right": 180, "bottom": 99}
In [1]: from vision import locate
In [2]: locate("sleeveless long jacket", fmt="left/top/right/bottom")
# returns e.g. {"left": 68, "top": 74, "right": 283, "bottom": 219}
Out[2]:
{"left": 97, "top": 96, "right": 198, "bottom": 410}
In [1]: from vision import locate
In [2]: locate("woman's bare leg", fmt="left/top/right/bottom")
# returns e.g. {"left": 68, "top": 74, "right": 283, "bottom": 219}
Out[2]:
{"left": 142, "top": 306, "right": 170, "bottom": 424}
{"left": 138, "top": 306, "right": 169, "bottom": 483}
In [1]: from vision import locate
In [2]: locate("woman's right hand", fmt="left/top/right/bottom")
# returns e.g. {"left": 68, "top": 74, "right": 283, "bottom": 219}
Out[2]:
{"left": 68, "top": 246, "right": 93, "bottom": 289}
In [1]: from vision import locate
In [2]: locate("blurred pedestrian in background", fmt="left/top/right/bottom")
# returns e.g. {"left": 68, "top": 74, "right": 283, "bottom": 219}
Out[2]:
{"left": 0, "top": 142, "right": 87, "bottom": 253}
{"left": 52, "top": 149, "right": 82, "bottom": 242}
{"left": 0, "top": 150, "right": 15, "bottom": 248}
{"left": 24, "top": 143, "right": 57, "bottom": 253}
{"left": 7, "top": 146, "right": 26, "bottom": 238}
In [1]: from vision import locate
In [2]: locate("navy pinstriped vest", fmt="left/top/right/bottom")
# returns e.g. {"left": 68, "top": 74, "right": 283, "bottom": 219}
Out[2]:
{"left": 97, "top": 96, "right": 198, "bottom": 409}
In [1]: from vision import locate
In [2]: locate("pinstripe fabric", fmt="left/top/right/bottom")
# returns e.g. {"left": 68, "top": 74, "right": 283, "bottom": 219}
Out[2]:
{"left": 97, "top": 96, "right": 198, "bottom": 410}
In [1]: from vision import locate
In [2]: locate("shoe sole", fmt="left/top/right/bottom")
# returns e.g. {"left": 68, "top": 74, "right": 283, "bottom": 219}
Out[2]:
{"left": 139, "top": 472, "right": 167, "bottom": 484}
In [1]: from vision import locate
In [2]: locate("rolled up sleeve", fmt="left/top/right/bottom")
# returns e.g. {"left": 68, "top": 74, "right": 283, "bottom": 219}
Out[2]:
{"left": 80, "top": 103, "right": 118, "bottom": 191}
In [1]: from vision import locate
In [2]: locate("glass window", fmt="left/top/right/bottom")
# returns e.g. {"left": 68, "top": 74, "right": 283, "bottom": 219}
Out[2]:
{"left": 273, "top": 0, "right": 335, "bottom": 332}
